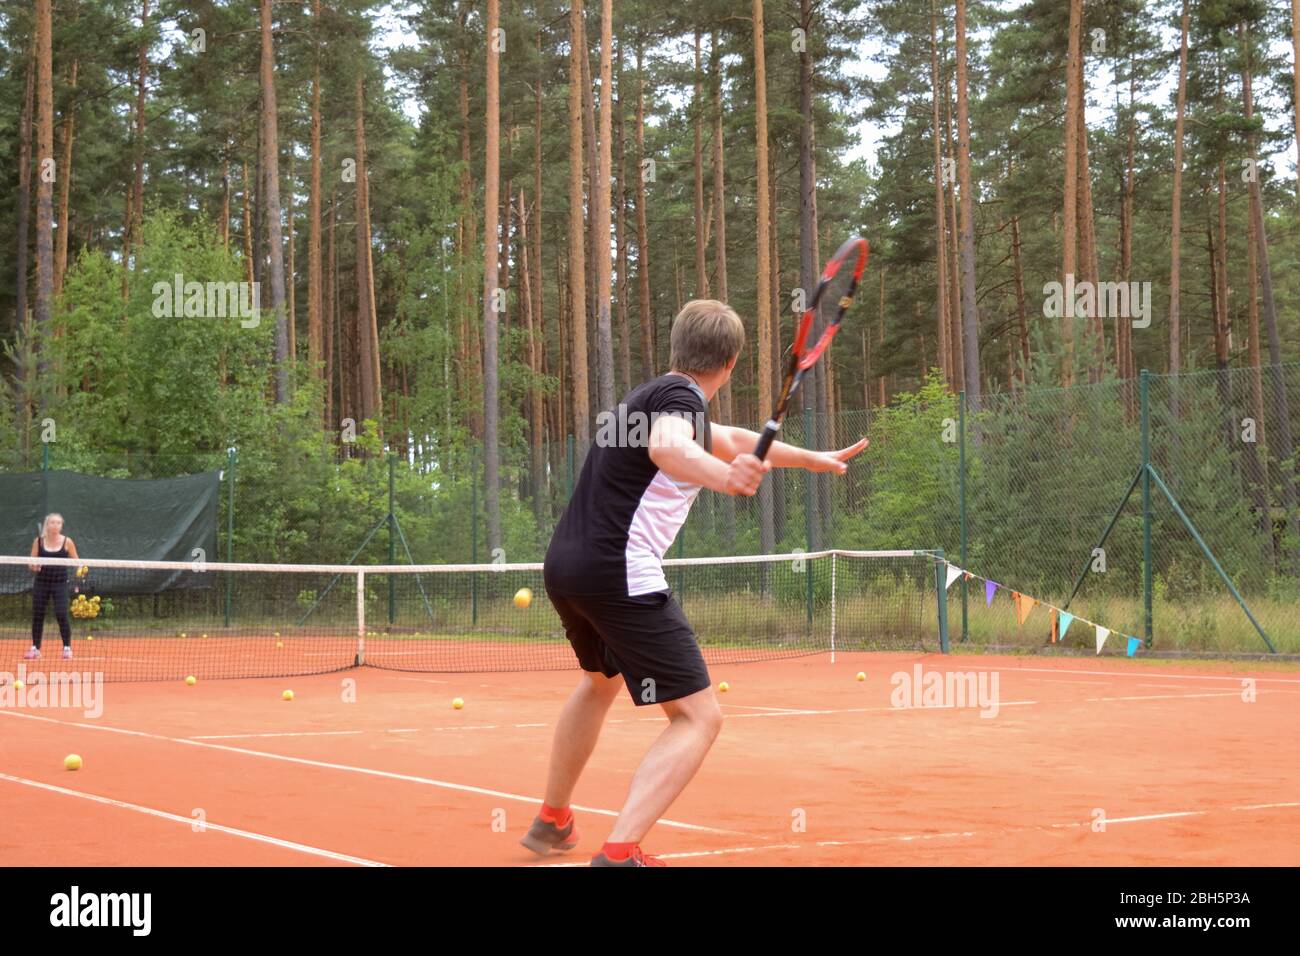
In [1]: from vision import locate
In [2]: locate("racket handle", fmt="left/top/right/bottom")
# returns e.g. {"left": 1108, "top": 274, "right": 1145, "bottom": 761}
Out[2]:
{"left": 753, "top": 421, "right": 781, "bottom": 461}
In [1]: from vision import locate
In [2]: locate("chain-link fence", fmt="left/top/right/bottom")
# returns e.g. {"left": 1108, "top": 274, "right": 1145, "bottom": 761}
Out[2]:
{"left": 7, "top": 364, "right": 1298, "bottom": 654}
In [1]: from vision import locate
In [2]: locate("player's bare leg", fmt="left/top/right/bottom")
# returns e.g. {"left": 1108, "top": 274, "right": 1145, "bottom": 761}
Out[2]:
{"left": 543, "top": 670, "right": 624, "bottom": 808}
{"left": 605, "top": 685, "right": 723, "bottom": 844}
{"left": 521, "top": 670, "right": 623, "bottom": 856}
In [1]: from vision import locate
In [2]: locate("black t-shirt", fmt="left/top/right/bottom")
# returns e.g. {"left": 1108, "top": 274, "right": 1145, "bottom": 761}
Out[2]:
{"left": 544, "top": 374, "right": 711, "bottom": 597}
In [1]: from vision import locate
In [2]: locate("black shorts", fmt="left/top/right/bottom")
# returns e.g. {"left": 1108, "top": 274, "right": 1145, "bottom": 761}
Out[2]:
{"left": 547, "top": 588, "right": 711, "bottom": 706}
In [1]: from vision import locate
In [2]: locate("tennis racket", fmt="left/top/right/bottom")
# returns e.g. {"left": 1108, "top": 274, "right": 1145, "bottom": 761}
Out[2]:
{"left": 753, "top": 235, "right": 869, "bottom": 460}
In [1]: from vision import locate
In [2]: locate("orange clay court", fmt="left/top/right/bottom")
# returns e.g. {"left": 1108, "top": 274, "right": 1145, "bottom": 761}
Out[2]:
{"left": 2, "top": 648, "right": 1298, "bottom": 867}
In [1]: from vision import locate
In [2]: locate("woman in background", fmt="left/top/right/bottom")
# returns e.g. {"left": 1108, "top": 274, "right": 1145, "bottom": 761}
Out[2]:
{"left": 25, "top": 513, "right": 79, "bottom": 661}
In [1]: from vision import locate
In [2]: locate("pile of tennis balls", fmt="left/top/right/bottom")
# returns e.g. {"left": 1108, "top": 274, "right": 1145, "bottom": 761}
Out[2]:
{"left": 69, "top": 593, "right": 102, "bottom": 620}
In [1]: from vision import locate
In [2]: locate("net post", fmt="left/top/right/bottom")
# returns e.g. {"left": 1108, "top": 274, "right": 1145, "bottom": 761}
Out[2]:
{"left": 1140, "top": 369, "right": 1153, "bottom": 648}
{"left": 934, "top": 550, "right": 950, "bottom": 653}
{"left": 224, "top": 446, "right": 236, "bottom": 627}
{"left": 356, "top": 569, "right": 366, "bottom": 665}
{"left": 829, "top": 551, "right": 837, "bottom": 664}
{"left": 388, "top": 453, "right": 396, "bottom": 626}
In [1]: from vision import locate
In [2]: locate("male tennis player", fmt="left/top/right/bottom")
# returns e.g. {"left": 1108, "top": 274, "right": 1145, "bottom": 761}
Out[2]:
{"left": 522, "top": 299, "right": 868, "bottom": 866}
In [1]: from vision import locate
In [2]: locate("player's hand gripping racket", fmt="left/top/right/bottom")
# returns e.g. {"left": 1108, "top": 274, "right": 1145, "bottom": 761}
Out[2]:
{"left": 753, "top": 236, "right": 869, "bottom": 460}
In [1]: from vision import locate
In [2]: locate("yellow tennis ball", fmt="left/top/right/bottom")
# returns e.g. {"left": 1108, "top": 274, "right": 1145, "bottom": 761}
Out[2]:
{"left": 282, "top": 690, "right": 294, "bottom": 701}
{"left": 514, "top": 587, "right": 533, "bottom": 609}
{"left": 64, "top": 754, "right": 82, "bottom": 771}
{"left": 201, "top": 634, "right": 208, "bottom": 640}
{"left": 856, "top": 672, "right": 867, "bottom": 682}
{"left": 86, "top": 635, "right": 93, "bottom": 641}
{"left": 276, "top": 641, "right": 284, "bottom": 649}
{"left": 452, "top": 697, "right": 464, "bottom": 710}
{"left": 180, "top": 632, "right": 187, "bottom": 639}
{"left": 718, "top": 681, "right": 729, "bottom": 693}
{"left": 13, "top": 679, "right": 24, "bottom": 691}
{"left": 273, "top": 632, "right": 280, "bottom": 638}
{"left": 185, "top": 676, "right": 197, "bottom": 686}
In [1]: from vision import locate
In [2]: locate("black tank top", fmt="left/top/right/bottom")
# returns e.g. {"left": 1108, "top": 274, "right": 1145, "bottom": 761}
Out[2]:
{"left": 36, "top": 537, "right": 69, "bottom": 584}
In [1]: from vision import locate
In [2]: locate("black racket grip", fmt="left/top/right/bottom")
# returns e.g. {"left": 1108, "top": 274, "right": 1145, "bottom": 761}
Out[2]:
{"left": 753, "top": 420, "right": 781, "bottom": 461}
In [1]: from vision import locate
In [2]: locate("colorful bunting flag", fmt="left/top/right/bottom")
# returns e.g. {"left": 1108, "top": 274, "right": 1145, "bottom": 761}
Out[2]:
{"left": 985, "top": 580, "right": 997, "bottom": 606}
{"left": 1095, "top": 625, "right": 1109, "bottom": 655}
{"left": 945, "top": 565, "right": 963, "bottom": 591}
{"left": 1013, "top": 592, "right": 1036, "bottom": 626}
{"left": 1126, "top": 636, "right": 1141, "bottom": 657}
{"left": 1057, "top": 611, "right": 1074, "bottom": 643}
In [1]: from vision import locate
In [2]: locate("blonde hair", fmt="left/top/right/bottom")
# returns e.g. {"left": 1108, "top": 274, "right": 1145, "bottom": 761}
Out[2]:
{"left": 42, "top": 513, "right": 64, "bottom": 534}
{"left": 669, "top": 300, "right": 745, "bottom": 375}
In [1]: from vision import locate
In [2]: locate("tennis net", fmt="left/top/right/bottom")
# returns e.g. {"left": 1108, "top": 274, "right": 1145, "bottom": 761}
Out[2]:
{"left": 0, "top": 550, "right": 945, "bottom": 682}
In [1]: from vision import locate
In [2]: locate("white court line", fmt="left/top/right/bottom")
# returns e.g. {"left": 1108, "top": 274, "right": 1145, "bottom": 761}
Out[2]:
{"left": 1027, "top": 678, "right": 1112, "bottom": 686}
{"left": 0, "top": 709, "right": 741, "bottom": 836}
{"left": 0, "top": 772, "right": 387, "bottom": 867}
{"left": 1134, "top": 684, "right": 1202, "bottom": 690}
{"left": 191, "top": 730, "right": 364, "bottom": 740}
{"left": 989, "top": 664, "right": 1300, "bottom": 685}
{"left": 1084, "top": 691, "right": 1243, "bottom": 703}
{"left": 719, "top": 703, "right": 812, "bottom": 714}
{"left": 533, "top": 801, "right": 1300, "bottom": 866}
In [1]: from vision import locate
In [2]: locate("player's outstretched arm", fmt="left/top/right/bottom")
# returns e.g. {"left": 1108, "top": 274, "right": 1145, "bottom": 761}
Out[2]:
{"left": 650, "top": 416, "right": 769, "bottom": 496}
{"left": 710, "top": 424, "right": 868, "bottom": 475}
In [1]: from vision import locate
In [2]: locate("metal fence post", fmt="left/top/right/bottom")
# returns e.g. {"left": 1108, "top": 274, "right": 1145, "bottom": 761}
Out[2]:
{"left": 804, "top": 406, "right": 815, "bottom": 629}
{"left": 935, "top": 549, "right": 950, "bottom": 653}
{"left": 471, "top": 445, "right": 479, "bottom": 625}
{"left": 1140, "top": 369, "right": 1153, "bottom": 648}
{"left": 959, "top": 390, "right": 968, "bottom": 643}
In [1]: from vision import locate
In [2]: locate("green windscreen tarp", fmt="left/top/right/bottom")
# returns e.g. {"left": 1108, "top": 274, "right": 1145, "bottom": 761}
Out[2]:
{"left": 0, "top": 469, "right": 220, "bottom": 595}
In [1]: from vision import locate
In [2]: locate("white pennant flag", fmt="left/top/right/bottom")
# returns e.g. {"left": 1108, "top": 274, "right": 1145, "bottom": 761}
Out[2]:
{"left": 1095, "top": 625, "right": 1109, "bottom": 655}
{"left": 945, "top": 565, "right": 963, "bottom": 591}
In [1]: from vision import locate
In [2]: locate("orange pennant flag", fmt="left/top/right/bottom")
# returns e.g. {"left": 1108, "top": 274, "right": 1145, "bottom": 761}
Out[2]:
{"left": 1013, "top": 592, "right": 1037, "bottom": 626}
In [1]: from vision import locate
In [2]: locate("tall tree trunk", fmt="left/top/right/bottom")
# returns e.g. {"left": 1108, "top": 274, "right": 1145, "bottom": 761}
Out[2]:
{"left": 634, "top": 42, "right": 654, "bottom": 378}
{"left": 710, "top": 31, "right": 733, "bottom": 426}
{"left": 520, "top": 188, "right": 544, "bottom": 521}
{"left": 1061, "top": 0, "right": 1082, "bottom": 386}
{"left": 754, "top": 0, "right": 775, "bottom": 557}
{"left": 693, "top": 28, "right": 708, "bottom": 299}
{"left": 1011, "top": 211, "right": 1030, "bottom": 386}
{"left": 483, "top": 0, "right": 502, "bottom": 550}
{"left": 593, "top": 0, "right": 615, "bottom": 413}
{"left": 131, "top": 0, "right": 148, "bottom": 255}
{"left": 241, "top": 163, "right": 255, "bottom": 285}
{"left": 613, "top": 41, "right": 631, "bottom": 395}
{"left": 325, "top": 194, "right": 336, "bottom": 427}
{"left": 54, "top": 58, "right": 78, "bottom": 300}
{"left": 308, "top": 0, "right": 323, "bottom": 388}
{"left": 14, "top": 40, "right": 34, "bottom": 415}
{"left": 1168, "top": 0, "right": 1190, "bottom": 375}
{"left": 929, "top": 1, "right": 950, "bottom": 386}
{"left": 1244, "top": 22, "right": 1297, "bottom": 570}
{"left": 1241, "top": 22, "right": 1267, "bottom": 458}
{"left": 954, "top": 0, "right": 981, "bottom": 407}
{"left": 1075, "top": 45, "right": 1102, "bottom": 383}
{"left": 220, "top": 158, "right": 231, "bottom": 252}
{"left": 260, "top": 0, "right": 289, "bottom": 403}
{"left": 354, "top": 76, "right": 376, "bottom": 423}
{"left": 33, "top": 0, "right": 54, "bottom": 407}
{"left": 1292, "top": 0, "right": 1300, "bottom": 208}
{"left": 797, "top": 0, "right": 821, "bottom": 548}
{"left": 286, "top": 152, "right": 296, "bottom": 362}
{"left": 568, "top": 1, "right": 591, "bottom": 445}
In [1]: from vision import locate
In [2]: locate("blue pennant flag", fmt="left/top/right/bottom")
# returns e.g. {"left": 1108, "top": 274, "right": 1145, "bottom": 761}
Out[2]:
{"left": 1058, "top": 611, "right": 1074, "bottom": 642}
{"left": 1126, "top": 636, "right": 1142, "bottom": 657}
